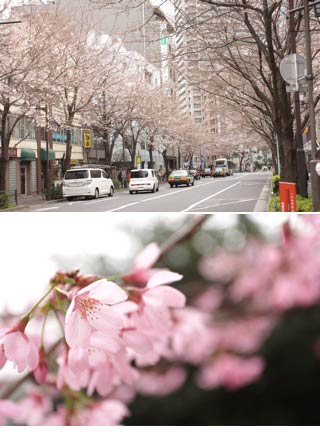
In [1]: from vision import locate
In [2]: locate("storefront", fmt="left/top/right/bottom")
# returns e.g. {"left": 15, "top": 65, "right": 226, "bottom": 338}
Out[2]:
{"left": 19, "top": 149, "right": 37, "bottom": 195}
{"left": 41, "top": 148, "right": 56, "bottom": 190}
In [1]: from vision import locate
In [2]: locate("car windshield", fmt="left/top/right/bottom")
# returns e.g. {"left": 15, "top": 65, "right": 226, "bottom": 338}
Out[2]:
{"left": 171, "top": 170, "right": 188, "bottom": 176}
{"left": 131, "top": 170, "right": 149, "bottom": 179}
{"left": 64, "top": 170, "right": 89, "bottom": 180}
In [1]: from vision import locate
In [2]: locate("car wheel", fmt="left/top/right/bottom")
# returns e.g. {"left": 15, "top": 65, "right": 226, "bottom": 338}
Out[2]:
{"left": 129, "top": 191, "right": 133, "bottom": 194}
{"left": 187, "top": 181, "right": 190, "bottom": 187}
{"left": 151, "top": 185, "right": 155, "bottom": 193}
{"left": 156, "top": 185, "right": 159, "bottom": 192}
{"left": 94, "top": 188, "right": 99, "bottom": 199}
{"left": 170, "top": 184, "right": 173, "bottom": 188}
{"left": 192, "top": 181, "right": 195, "bottom": 186}
{"left": 108, "top": 186, "right": 114, "bottom": 197}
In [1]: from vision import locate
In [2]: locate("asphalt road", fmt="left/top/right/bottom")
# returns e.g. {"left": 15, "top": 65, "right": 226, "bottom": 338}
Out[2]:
{"left": 23, "top": 172, "right": 271, "bottom": 213}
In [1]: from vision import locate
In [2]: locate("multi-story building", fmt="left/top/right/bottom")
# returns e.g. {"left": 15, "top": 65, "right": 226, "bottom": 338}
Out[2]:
{"left": 174, "top": 0, "right": 222, "bottom": 165}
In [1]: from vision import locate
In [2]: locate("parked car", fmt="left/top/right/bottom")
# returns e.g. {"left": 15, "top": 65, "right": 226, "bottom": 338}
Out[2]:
{"left": 63, "top": 167, "right": 114, "bottom": 201}
{"left": 201, "top": 168, "right": 213, "bottom": 178}
{"left": 213, "top": 167, "right": 227, "bottom": 177}
{"left": 129, "top": 169, "right": 159, "bottom": 194}
{"left": 168, "top": 170, "right": 195, "bottom": 188}
{"left": 189, "top": 169, "right": 201, "bottom": 180}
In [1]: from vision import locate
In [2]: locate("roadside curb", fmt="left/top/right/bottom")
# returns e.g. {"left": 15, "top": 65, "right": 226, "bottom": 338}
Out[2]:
{"left": 253, "top": 174, "right": 272, "bottom": 212}
{"left": 0, "top": 198, "right": 65, "bottom": 212}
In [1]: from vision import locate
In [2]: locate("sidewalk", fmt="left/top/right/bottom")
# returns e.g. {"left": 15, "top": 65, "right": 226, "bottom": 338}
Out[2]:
{"left": 1, "top": 194, "right": 64, "bottom": 212}
{"left": 253, "top": 173, "right": 273, "bottom": 212}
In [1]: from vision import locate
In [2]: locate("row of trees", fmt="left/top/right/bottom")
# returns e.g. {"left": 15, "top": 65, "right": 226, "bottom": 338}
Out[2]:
{"left": 93, "top": 0, "right": 320, "bottom": 185}
{"left": 0, "top": 1, "right": 211, "bottom": 192}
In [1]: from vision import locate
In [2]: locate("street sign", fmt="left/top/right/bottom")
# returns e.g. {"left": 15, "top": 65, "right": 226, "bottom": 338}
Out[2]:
{"left": 316, "top": 162, "right": 320, "bottom": 177}
{"left": 279, "top": 182, "right": 297, "bottom": 212}
{"left": 83, "top": 129, "right": 92, "bottom": 149}
{"left": 136, "top": 155, "right": 141, "bottom": 165}
{"left": 280, "top": 54, "right": 306, "bottom": 91}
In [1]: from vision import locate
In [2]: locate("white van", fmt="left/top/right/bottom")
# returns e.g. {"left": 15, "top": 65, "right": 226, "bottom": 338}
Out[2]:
{"left": 63, "top": 167, "right": 114, "bottom": 201}
{"left": 129, "top": 169, "right": 159, "bottom": 194}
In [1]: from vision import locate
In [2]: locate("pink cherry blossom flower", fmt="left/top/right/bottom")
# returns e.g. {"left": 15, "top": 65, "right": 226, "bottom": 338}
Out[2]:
{"left": 65, "top": 279, "right": 127, "bottom": 349}
{"left": 197, "top": 354, "right": 265, "bottom": 391}
{"left": 136, "top": 366, "right": 187, "bottom": 396}
{"left": 75, "top": 399, "right": 130, "bottom": 426}
{"left": 0, "top": 323, "right": 39, "bottom": 373}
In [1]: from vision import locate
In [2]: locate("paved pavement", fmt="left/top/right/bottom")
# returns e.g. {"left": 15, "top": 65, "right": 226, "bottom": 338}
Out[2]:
{"left": 9, "top": 172, "right": 272, "bottom": 213}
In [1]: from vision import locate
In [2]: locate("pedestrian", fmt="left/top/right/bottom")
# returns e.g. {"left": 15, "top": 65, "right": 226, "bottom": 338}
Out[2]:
{"left": 121, "top": 169, "right": 127, "bottom": 189}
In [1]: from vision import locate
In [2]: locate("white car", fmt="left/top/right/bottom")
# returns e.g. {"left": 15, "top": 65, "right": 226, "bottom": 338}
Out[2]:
{"left": 63, "top": 167, "right": 114, "bottom": 201}
{"left": 129, "top": 169, "right": 159, "bottom": 194}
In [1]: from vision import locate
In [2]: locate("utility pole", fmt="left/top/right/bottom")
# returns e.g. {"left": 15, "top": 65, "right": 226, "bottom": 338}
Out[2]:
{"left": 303, "top": 0, "right": 320, "bottom": 210}
{"left": 289, "top": 0, "right": 308, "bottom": 197}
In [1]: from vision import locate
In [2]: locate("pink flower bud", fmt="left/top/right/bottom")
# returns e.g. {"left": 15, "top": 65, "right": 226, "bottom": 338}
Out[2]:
{"left": 33, "top": 348, "right": 48, "bottom": 384}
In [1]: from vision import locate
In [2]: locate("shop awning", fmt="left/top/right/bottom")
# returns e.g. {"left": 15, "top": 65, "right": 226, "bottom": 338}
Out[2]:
{"left": 20, "top": 149, "right": 36, "bottom": 161}
{"left": 41, "top": 148, "right": 55, "bottom": 161}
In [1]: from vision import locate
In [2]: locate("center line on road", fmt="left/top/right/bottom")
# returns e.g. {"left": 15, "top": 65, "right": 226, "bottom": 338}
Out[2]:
{"left": 182, "top": 182, "right": 242, "bottom": 212}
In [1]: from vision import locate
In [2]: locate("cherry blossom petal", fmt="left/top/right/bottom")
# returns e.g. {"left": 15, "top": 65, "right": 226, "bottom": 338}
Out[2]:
{"left": 65, "top": 310, "right": 91, "bottom": 348}
{"left": 3, "top": 332, "right": 30, "bottom": 372}
{"left": 122, "top": 330, "right": 153, "bottom": 354}
{"left": 134, "top": 243, "right": 161, "bottom": 270}
{"left": 90, "top": 305, "right": 123, "bottom": 333}
{"left": 68, "top": 347, "right": 89, "bottom": 374}
{"left": 146, "top": 270, "right": 183, "bottom": 289}
{"left": 112, "top": 301, "right": 139, "bottom": 315}
{"left": 90, "top": 331, "right": 123, "bottom": 353}
{"left": 144, "top": 286, "right": 186, "bottom": 308}
{"left": 27, "top": 341, "right": 40, "bottom": 371}
{"left": 88, "top": 280, "right": 128, "bottom": 305}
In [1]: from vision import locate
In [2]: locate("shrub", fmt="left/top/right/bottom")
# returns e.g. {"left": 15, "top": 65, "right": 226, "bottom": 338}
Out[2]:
{"left": 0, "top": 193, "right": 10, "bottom": 209}
{"left": 270, "top": 194, "right": 313, "bottom": 212}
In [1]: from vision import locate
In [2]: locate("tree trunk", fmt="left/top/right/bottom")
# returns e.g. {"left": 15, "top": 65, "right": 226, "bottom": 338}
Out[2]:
{"left": 148, "top": 146, "right": 154, "bottom": 168}
{"left": 0, "top": 158, "right": 8, "bottom": 193}
{"left": 104, "top": 127, "right": 110, "bottom": 166}
{"left": 0, "top": 104, "right": 10, "bottom": 192}
{"left": 162, "top": 149, "right": 169, "bottom": 175}
{"left": 63, "top": 128, "right": 73, "bottom": 174}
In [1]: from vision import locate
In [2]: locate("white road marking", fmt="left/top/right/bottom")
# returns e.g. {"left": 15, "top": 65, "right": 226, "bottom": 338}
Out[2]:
{"left": 82, "top": 197, "right": 118, "bottom": 206}
{"left": 182, "top": 182, "right": 242, "bottom": 212}
{"left": 36, "top": 207, "right": 60, "bottom": 212}
{"left": 108, "top": 202, "right": 140, "bottom": 212}
{"left": 193, "top": 198, "right": 257, "bottom": 211}
{"left": 105, "top": 178, "right": 237, "bottom": 213}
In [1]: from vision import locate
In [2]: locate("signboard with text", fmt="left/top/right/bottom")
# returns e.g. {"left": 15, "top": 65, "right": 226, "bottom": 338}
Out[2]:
{"left": 279, "top": 182, "right": 297, "bottom": 212}
{"left": 83, "top": 130, "right": 92, "bottom": 149}
{"left": 0, "top": 148, "right": 17, "bottom": 158}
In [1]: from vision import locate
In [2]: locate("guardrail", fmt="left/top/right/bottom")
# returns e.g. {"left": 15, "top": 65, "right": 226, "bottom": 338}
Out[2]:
{"left": 0, "top": 190, "right": 18, "bottom": 209}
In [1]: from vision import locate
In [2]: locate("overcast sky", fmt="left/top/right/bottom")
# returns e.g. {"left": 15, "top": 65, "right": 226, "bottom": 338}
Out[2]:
{"left": 0, "top": 213, "right": 290, "bottom": 316}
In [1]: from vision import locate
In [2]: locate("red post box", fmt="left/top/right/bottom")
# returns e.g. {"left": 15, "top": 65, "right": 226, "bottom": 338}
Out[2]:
{"left": 279, "top": 182, "right": 297, "bottom": 212}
